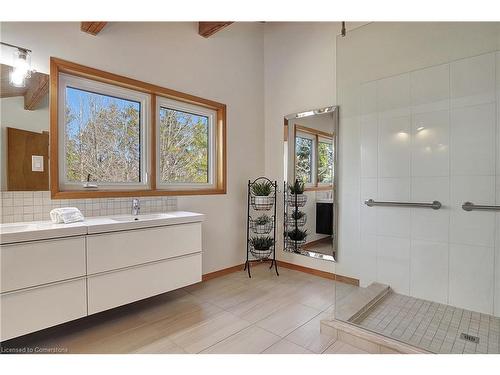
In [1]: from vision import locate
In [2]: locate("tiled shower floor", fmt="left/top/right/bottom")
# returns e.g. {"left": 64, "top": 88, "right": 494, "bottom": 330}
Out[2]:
{"left": 354, "top": 292, "right": 500, "bottom": 354}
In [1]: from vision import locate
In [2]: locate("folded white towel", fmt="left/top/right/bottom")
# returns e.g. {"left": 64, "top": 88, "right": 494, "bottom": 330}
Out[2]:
{"left": 50, "top": 207, "right": 85, "bottom": 224}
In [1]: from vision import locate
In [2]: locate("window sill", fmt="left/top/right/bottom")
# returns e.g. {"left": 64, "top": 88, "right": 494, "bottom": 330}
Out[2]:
{"left": 50, "top": 188, "right": 226, "bottom": 199}
{"left": 304, "top": 185, "right": 333, "bottom": 192}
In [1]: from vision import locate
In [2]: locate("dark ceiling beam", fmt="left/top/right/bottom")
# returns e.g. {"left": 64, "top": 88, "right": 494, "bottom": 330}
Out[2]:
{"left": 0, "top": 64, "right": 49, "bottom": 110}
{"left": 81, "top": 22, "right": 108, "bottom": 35}
{"left": 198, "top": 22, "right": 233, "bottom": 38}
{"left": 24, "top": 72, "right": 49, "bottom": 110}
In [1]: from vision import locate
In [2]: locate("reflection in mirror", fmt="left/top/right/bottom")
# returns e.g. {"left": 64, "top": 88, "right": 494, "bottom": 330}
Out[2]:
{"left": 0, "top": 64, "right": 49, "bottom": 191}
{"left": 283, "top": 106, "right": 338, "bottom": 262}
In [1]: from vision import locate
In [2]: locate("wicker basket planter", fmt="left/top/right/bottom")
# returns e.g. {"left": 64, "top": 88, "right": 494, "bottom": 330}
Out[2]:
{"left": 250, "top": 217, "right": 274, "bottom": 235}
{"left": 287, "top": 193, "right": 307, "bottom": 208}
{"left": 287, "top": 212, "right": 307, "bottom": 227}
{"left": 249, "top": 244, "right": 273, "bottom": 260}
{"left": 251, "top": 195, "right": 275, "bottom": 210}
{"left": 285, "top": 238, "right": 307, "bottom": 251}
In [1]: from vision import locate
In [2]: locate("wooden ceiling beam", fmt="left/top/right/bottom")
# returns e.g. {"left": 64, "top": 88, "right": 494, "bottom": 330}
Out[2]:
{"left": 0, "top": 64, "right": 49, "bottom": 110}
{"left": 81, "top": 22, "right": 108, "bottom": 35}
{"left": 24, "top": 72, "right": 49, "bottom": 110}
{"left": 198, "top": 22, "right": 233, "bottom": 38}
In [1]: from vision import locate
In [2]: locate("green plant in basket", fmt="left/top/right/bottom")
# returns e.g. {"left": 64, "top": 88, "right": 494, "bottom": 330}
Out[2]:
{"left": 288, "top": 228, "right": 307, "bottom": 241}
{"left": 289, "top": 180, "right": 305, "bottom": 194}
{"left": 291, "top": 210, "right": 305, "bottom": 220}
{"left": 250, "top": 236, "right": 274, "bottom": 250}
{"left": 254, "top": 214, "right": 271, "bottom": 226}
{"left": 251, "top": 181, "right": 273, "bottom": 196}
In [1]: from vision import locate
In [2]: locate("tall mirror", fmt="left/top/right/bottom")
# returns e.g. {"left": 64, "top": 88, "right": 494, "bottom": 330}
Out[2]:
{"left": 0, "top": 63, "right": 49, "bottom": 191}
{"left": 283, "top": 106, "right": 338, "bottom": 261}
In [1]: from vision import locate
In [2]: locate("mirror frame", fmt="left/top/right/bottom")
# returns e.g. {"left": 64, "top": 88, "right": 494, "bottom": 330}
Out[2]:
{"left": 283, "top": 105, "right": 339, "bottom": 262}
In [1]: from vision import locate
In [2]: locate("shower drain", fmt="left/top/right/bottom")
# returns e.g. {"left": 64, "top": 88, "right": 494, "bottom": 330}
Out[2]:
{"left": 460, "top": 333, "right": 480, "bottom": 344}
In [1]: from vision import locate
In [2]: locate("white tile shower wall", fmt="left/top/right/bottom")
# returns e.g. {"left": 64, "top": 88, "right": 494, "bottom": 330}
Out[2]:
{"left": 357, "top": 51, "right": 500, "bottom": 316}
{"left": 0, "top": 191, "right": 177, "bottom": 223}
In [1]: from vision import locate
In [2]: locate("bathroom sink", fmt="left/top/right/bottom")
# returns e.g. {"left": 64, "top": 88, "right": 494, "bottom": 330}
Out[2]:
{"left": 109, "top": 213, "right": 170, "bottom": 222}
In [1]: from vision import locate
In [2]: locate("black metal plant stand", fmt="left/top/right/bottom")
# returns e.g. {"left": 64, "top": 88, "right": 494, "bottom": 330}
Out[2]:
{"left": 283, "top": 179, "right": 308, "bottom": 253}
{"left": 244, "top": 177, "right": 279, "bottom": 278}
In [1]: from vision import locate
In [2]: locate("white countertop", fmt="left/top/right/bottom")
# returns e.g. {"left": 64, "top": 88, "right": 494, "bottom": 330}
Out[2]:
{"left": 0, "top": 211, "right": 205, "bottom": 245}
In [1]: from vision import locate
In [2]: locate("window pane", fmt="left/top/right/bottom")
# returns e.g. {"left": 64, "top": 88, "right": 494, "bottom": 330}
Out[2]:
{"left": 318, "top": 141, "right": 333, "bottom": 184}
{"left": 295, "top": 136, "right": 313, "bottom": 184}
{"left": 65, "top": 87, "right": 141, "bottom": 183}
{"left": 159, "top": 107, "right": 209, "bottom": 184}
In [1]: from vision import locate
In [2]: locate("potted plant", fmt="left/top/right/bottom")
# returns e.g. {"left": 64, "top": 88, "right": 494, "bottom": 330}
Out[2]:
{"left": 287, "top": 228, "right": 308, "bottom": 245}
{"left": 251, "top": 180, "right": 273, "bottom": 210}
{"left": 288, "top": 210, "right": 306, "bottom": 226}
{"left": 288, "top": 180, "right": 307, "bottom": 207}
{"left": 249, "top": 236, "right": 274, "bottom": 259}
{"left": 252, "top": 214, "right": 273, "bottom": 234}
{"left": 289, "top": 180, "right": 305, "bottom": 195}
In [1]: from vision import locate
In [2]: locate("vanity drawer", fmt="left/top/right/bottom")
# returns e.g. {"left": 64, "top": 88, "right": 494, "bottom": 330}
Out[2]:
{"left": 1, "top": 278, "right": 87, "bottom": 341}
{"left": 87, "top": 253, "right": 202, "bottom": 314}
{"left": 0, "top": 237, "right": 86, "bottom": 293}
{"left": 86, "top": 222, "right": 202, "bottom": 274}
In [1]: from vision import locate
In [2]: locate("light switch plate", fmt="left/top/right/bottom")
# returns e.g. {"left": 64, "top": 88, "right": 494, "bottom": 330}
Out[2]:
{"left": 32, "top": 155, "right": 44, "bottom": 172}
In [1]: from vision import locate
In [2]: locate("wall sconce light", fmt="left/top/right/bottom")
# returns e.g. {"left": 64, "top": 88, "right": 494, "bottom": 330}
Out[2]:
{"left": 1, "top": 42, "right": 33, "bottom": 88}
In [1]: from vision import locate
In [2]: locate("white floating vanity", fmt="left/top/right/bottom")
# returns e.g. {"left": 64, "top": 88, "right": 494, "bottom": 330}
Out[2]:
{"left": 0, "top": 211, "right": 204, "bottom": 341}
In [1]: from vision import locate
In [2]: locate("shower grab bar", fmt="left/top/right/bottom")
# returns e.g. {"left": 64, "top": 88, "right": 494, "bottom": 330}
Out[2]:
{"left": 462, "top": 202, "right": 500, "bottom": 212}
{"left": 364, "top": 199, "right": 442, "bottom": 210}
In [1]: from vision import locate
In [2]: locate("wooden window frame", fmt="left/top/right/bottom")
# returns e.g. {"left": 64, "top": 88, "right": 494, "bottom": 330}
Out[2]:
{"left": 50, "top": 57, "right": 227, "bottom": 199}
{"left": 293, "top": 124, "right": 334, "bottom": 192}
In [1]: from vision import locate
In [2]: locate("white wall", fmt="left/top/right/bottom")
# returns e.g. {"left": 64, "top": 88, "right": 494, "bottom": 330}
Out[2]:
{"left": 0, "top": 22, "right": 265, "bottom": 274}
{"left": 264, "top": 22, "right": 338, "bottom": 273}
{"left": 335, "top": 22, "right": 500, "bottom": 316}
{"left": 0, "top": 96, "right": 49, "bottom": 190}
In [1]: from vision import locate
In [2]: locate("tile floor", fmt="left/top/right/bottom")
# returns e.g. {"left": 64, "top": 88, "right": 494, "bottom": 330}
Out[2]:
{"left": 354, "top": 291, "right": 500, "bottom": 354}
{"left": 1, "top": 263, "right": 366, "bottom": 354}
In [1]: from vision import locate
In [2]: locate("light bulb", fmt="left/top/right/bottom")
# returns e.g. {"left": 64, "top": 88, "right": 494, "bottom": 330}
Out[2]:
{"left": 10, "top": 68, "right": 26, "bottom": 87}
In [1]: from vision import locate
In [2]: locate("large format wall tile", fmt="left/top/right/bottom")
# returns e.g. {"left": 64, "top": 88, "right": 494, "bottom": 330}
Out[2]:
{"left": 450, "top": 103, "right": 496, "bottom": 176}
{"left": 449, "top": 175, "right": 496, "bottom": 247}
{"left": 378, "top": 116, "right": 411, "bottom": 178}
{"left": 449, "top": 243, "right": 494, "bottom": 315}
{"left": 411, "top": 177, "right": 450, "bottom": 243}
{"left": 360, "top": 178, "right": 378, "bottom": 235}
{"left": 360, "top": 114, "right": 378, "bottom": 178}
{"left": 410, "top": 239, "right": 449, "bottom": 304}
{"left": 450, "top": 52, "right": 495, "bottom": 109}
{"left": 377, "top": 73, "right": 410, "bottom": 117}
{"left": 356, "top": 51, "right": 499, "bottom": 317}
{"left": 411, "top": 110, "right": 450, "bottom": 177}
{"left": 377, "top": 178, "right": 411, "bottom": 238}
{"left": 411, "top": 63, "right": 449, "bottom": 114}
{"left": 376, "top": 236, "right": 410, "bottom": 294}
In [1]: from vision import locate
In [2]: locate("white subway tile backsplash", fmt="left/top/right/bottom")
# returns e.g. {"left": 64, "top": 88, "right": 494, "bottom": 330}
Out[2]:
{"left": 1, "top": 191, "right": 178, "bottom": 223}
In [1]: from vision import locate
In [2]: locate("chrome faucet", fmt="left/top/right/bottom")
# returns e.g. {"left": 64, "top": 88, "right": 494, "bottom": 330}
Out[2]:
{"left": 131, "top": 198, "right": 140, "bottom": 216}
